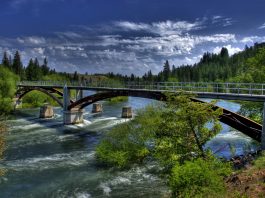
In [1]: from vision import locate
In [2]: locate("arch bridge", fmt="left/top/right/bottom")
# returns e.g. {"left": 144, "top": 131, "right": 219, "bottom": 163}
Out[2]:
{"left": 16, "top": 81, "right": 265, "bottom": 147}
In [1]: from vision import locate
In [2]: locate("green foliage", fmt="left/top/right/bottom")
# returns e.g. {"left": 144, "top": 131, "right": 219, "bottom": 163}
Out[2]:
{"left": 26, "top": 58, "right": 42, "bottom": 81}
{"left": 22, "top": 90, "right": 59, "bottom": 108}
{"left": 153, "top": 42, "right": 265, "bottom": 83}
{"left": 107, "top": 96, "right": 128, "bottom": 103}
{"left": 96, "top": 93, "right": 223, "bottom": 171}
{"left": 1, "top": 52, "right": 11, "bottom": 69}
{"left": 253, "top": 151, "right": 265, "bottom": 170}
{"left": 0, "top": 121, "right": 6, "bottom": 176}
{"left": 163, "top": 60, "right": 171, "bottom": 81}
{"left": 42, "top": 74, "right": 70, "bottom": 82}
{"left": 96, "top": 93, "right": 229, "bottom": 196}
{"left": 96, "top": 105, "right": 162, "bottom": 168}
{"left": 12, "top": 51, "right": 24, "bottom": 79}
{"left": 239, "top": 101, "right": 263, "bottom": 124}
{"left": 154, "top": 93, "right": 222, "bottom": 169}
{"left": 169, "top": 157, "right": 232, "bottom": 198}
{"left": 0, "top": 66, "right": 19, "bottom": 115}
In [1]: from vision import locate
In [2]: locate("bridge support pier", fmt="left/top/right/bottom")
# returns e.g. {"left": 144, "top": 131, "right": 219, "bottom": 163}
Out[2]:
{"left": 63, "top": 108, "right": 84, "bottom": 125}
{"left": 40, "top": 104, "right": 54, "bottom": 118}
{"left": 262, "top": 102, "right": 265, "bottom": 150}
{"left": 92, "top": 103, "right": 102, "bottom": 113}
{"left": 13, "top": 97, "right": 22, "bottom": 109}
{"left": 122, "top": 106, "right": 133, "bottom": 118}
{"left": 76, "top": 89, "right": 83, "bottom": 100}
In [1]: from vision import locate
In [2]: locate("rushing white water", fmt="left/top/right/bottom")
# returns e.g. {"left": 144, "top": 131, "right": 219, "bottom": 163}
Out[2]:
{"left": 0, "top": 97, "right": 259, "bottom": 197}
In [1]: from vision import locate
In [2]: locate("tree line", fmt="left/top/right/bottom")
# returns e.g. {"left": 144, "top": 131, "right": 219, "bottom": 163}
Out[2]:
{"left": 2, "top": 42, "right": 265, "bottom": 84}
{"left": 105, "top": 42, "right": 265, "bottom": 84}
{"left": 1, "top": 51, "right": 56, "bottom": 81}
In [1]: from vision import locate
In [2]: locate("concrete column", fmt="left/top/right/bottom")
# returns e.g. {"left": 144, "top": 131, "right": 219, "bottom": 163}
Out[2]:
{"left": 63, "top": 84, "right": 70, "bottom": 111}
{"left": 262, "top": 102, "right": 265, "bottom": 150}
{"left": 121, "top": 106, "right": 133, "bottom": 118}
{"left": 76, "top": 89, "right": 83, "bottom": 100}
{"left": 40, "top": 104, "right": 54, "bottom": 118}
{"left": 63, "top": 108, "right": 84, "bottom": 125}
{"left": 92, "top": 103, "right": 103, "bottom": 113}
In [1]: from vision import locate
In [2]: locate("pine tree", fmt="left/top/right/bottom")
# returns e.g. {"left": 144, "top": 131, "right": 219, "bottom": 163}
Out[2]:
{"left": 130, "top": 73, "right": 135, "bottom": 81}
{"left": 2, "top": 52, "right": 10, "bottom": 68}
{"left": 163, "top": 60, "right": 171, "bottom": 81}
{"left": 26, "top": 59, "right": 35, "bottom": 80}
{"left": 147, "top": 70, "right": 153, "bottom": 81}
{"left": 8, "top": 55, "right": 12, "bottom": 67}
{"left": 41, "top": 57, "right": 50, "bottom": 76}
{"left": 220, "top": 47, "right": 229, "bottom": 58}
{"left": 12, "top": 51, "right": 23, "bottom": 77}
{"left": 73, "top": 71, "right": 78, "bottom": 81}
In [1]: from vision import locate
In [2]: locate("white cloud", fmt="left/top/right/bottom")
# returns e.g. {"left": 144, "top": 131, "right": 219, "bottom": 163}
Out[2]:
{"left": 240, "top": 36, "right": 265, "bottom": 43}
{"left": 213, "top": 45, "right": 242, "bottom": 55}
{"left": 211, "top": 15, "right": 234, "bottom": 27}
{"left": 258, "top": 23, "right": 265, "bottom": 29}
{"left": 114, "top": 21, "right": 150, "bottom": 31}
{"left": 17, "top": 36, "right": 46, "bottom": 45}
{"left": 33, "top": 47, "right": 45, "bottom": 55}
{"left": 114, "top": 20, "right": 203, "bottom": 36}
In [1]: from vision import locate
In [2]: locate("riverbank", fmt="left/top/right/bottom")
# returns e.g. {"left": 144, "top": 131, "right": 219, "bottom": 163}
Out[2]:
{"left": 226, "top": 151, "right": 265, "bottom": 197}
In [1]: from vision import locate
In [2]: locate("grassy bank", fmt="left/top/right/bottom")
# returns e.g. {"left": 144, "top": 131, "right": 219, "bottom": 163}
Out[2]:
{"left": 106, "top": 96, "right": 129, "bottom": 103}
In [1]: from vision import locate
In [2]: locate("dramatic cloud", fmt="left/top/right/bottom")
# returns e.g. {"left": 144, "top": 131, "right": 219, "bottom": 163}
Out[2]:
{"left": 114, "top": 20, "right": 203, "bottom": 35}
{"left": 0, "top": 17, "right": 263, "bottom": 75}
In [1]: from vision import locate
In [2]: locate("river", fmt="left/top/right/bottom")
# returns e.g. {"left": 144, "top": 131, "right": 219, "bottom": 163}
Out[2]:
{"left": 0, "top": 95, "right": 259, "bottom": 198}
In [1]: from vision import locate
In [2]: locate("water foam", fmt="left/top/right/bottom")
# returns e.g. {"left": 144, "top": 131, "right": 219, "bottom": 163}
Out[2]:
{"left": 2, "top": 151, "right": 95, "bottom": 172}
{"left": 75, "top": 192, "right": 92, "bottom": 198}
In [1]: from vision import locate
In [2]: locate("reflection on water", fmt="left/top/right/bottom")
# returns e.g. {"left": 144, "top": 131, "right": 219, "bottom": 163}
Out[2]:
{"left": 0, "top": 97, "right": 259, "bottom": 197}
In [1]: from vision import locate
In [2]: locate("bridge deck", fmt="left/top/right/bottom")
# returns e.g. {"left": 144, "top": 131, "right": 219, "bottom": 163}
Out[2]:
{"left": 18, "top": 83, "right": 265, "bottom": 102}
{"left": 16, "top": 81, "right": 264, "bottom": 142}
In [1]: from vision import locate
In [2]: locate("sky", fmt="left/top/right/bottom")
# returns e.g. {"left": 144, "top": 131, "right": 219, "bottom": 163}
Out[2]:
{"left": 0, "top": 0, "right": 265, "bottom": 75}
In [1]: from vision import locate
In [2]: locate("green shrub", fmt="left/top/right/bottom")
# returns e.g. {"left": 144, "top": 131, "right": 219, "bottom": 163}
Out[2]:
{"left": 107, "top": 96, "right": 128, "bottom": 103}
{"left": 96, "top": 122, "right": 151, "bottom": 168}
{"left": 0, "top": 121, "right": 6, "bottom": 176}
{"left": 0, "top": 66, "right": 19, "bottom": 115}
{"left": 22, "top": 91, "right": 59, "bottom": 108}
{"left": 169, "top": 157, "right": 232, "bottom": 198}
{"left": 253, "top": 151, "right": 265, "bottom": 170}
{"left": 96, "top": 105, "right": 162, "bottom": 168}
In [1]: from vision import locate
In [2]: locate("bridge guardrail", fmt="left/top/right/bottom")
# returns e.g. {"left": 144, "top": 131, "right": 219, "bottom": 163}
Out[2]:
{"left": 17, "top": 81, "right": 265, "bottom": 96}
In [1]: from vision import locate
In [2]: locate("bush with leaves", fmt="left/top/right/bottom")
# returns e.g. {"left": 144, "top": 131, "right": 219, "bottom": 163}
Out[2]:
{"left": 169, "top": 156, "right": 232, "bottom": 198}
{"left": 0, "top": 121, "right": 6, "bottom": 176}
{"left": 22, "top": 90, "right": 60, "bottom": 108}
{"left": 96, "top": 93, "right": 231, "bottom": 197}
{"left": 154, "top": 93, "right": 222, "bottom": 170}
{"left": 96, "top": 105, "right": 162, "bottom": 168}
{"left": 0, "top": 66, "right": 19, "bottom": 115}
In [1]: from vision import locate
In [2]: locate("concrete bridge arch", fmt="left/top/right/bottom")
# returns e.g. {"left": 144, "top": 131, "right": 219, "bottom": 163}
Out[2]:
{"left": 16, "top": 87, "right": 64, "bottom": 107}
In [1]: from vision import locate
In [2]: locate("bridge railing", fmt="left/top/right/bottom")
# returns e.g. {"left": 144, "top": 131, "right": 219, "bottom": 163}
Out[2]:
{"left": 18, "top": 81, "right": 265, "bottom": 96}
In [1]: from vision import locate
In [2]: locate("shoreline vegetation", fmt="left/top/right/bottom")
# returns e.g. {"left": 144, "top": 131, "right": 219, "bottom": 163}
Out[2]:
{"left": 96, "top": 94, "right": 265, "bottom": 197}
{"left": 0, "top": 121, "right": 6, "bottom": 176}
{"left": 96, "top": 93, "right": 233, "bottom": 197}
{"left": 106, "top": 96, "right": 129, "bottom": 103}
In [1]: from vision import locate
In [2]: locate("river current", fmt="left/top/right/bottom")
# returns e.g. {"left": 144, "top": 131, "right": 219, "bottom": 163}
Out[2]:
{"left": 0, "top": 95, "right": 259, "bottom": 198}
